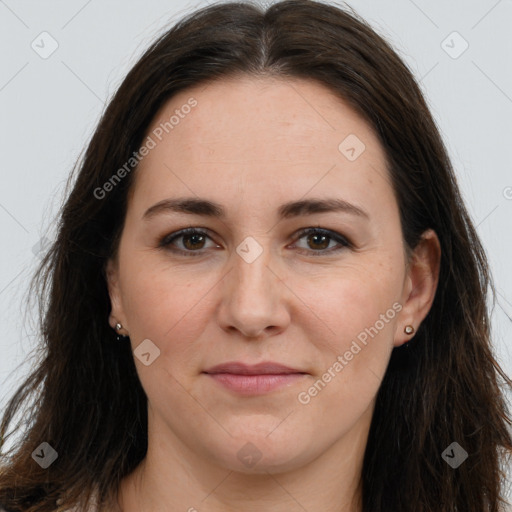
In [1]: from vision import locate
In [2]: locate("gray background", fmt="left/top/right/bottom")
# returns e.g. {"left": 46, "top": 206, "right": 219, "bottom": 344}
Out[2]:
{"left": 0, "top": 0, "right": 511, "bottom": 491}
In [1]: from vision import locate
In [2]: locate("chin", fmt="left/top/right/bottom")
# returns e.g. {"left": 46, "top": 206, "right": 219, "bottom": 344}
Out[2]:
{"left": 212, "top": 431, "right": 313, "bottom": 475}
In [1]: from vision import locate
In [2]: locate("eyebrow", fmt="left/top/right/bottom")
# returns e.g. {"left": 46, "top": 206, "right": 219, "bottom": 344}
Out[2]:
{"left": 142, "top": 197, "right": 370, "bottom": 221}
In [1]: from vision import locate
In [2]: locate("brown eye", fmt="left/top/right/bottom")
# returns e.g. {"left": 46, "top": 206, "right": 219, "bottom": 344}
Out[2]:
{"left": 159, "top": 228, "right": 218, "bottom": 255}
{"left": 182, "top": 233, "right": 206, "bottom": 250}
{"left": 293, "top": 228, "right": 351, "bottom": 255}
{"left": 306, "top": 232, "right": 330, "bottom": 250}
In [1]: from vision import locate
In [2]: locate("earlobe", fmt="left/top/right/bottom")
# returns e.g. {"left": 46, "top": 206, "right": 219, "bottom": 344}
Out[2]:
{"left": 394, "top": 229, "right": 441, "bottom": 347}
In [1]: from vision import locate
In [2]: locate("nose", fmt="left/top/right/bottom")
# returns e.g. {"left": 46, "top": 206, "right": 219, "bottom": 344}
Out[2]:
{"left": 217, "top": 242, "right": 291, "bottom": 339}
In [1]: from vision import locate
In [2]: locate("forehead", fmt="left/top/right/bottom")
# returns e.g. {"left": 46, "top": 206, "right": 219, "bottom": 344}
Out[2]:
{"left": 130, "top": 76, "right": 393, "bottom": 214}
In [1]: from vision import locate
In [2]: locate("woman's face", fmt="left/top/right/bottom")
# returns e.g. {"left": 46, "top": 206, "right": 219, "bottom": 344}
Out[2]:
{"left": 107, "top": 76, "right": 439, "bottom": 474}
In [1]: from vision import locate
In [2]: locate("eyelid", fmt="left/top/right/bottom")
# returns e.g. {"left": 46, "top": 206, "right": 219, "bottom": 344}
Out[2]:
{"left": 291, "top": 227, "right": 352, "bottom": 255}
{"left": 158, "top": 227, "right": 219, "bottom": 254}
{"left": 158, "top": 226, "right": 351, "bottom": 256}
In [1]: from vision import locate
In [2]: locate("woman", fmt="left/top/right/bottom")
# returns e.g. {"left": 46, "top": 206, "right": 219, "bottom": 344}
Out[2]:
{"left": 1, "top": 0, "right": 511, "bottom": 511}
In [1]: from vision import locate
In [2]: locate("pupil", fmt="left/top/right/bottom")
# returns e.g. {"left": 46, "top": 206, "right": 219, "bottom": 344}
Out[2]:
{"left": 309, "top": 234, "right": 329, "bottom": 250}
{"left": 184, "top": 234, "right": 204, "bottom": 250}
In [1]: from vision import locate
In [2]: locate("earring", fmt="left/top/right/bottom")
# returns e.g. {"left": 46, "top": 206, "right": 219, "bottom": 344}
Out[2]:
{"left": 404, "top": 325, "right": 415, "bottom": 335}
{"left": 114, "top": 322, "right": 128, "bottom": 341}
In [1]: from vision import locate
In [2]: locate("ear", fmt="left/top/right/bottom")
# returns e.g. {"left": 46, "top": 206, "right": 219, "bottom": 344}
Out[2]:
{"left": 105, "top": 257, "right": 128, "bottom": 332}
{"left": 394, "top": 228, "right": 441, "bottom": 347}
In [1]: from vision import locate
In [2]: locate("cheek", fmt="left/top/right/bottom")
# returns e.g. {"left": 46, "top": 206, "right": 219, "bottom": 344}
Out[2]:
{"left": 118, "top": 258, "right": 219, "bottom": 358}
{"left": 290, "top": 258, "right": 402, "bottom": 399}
{"left": 290, "top": 257, "right": 402, "bottom": 345}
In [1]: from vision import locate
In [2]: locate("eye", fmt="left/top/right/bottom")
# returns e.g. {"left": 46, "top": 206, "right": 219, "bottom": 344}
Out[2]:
{"left": 159, "top": 228, "right": 219, "bottom": 256}
{"left": 158, "top": 226, "right": 351, "bottom": 257}
{"left": 291, "top": 227, "right": 351, "bottom": 255}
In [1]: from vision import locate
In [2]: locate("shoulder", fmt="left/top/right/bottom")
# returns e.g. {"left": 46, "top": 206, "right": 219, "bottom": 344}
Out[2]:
{"left": 0, "top": 505, "right": 17, "bottom": 512}
{"left": 0, "top": 486, "right": 108, "bottom": 512}
{"left": 57, "top": 487, "right": 120, "bottom": 512}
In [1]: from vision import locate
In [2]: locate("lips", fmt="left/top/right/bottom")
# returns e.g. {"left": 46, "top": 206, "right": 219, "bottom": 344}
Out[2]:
{"left": 203, "top": 361, "right": 306, "bottom": 375}
{"left": 202, "top": 361, "right": 308, "bottom": 395}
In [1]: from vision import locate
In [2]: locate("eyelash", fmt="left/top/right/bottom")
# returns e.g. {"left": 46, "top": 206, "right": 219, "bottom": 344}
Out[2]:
{"left": 158, "top": 227, "right": 352, "bottom": 257}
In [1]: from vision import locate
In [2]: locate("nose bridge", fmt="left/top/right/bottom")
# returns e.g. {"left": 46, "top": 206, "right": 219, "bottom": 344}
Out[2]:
{"left": 231, "top": 235, "right": 274, "bottom": 301}
{"left": 218, "top": 234, "right": 288, "bottom": 338}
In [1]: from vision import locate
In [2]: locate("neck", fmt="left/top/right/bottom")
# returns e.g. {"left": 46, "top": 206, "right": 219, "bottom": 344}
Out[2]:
{"left": 116, "top": 404, "right": 372, "bottom": 512}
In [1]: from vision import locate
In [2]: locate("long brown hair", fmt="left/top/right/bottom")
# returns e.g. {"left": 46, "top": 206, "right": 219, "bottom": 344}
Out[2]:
{"left": 1, "top": 1, "right": 511, "bottom": 510}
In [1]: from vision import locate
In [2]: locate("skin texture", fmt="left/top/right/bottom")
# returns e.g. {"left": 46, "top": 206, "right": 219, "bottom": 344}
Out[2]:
{"left": 106, "top": 76, "right": 441, "bottom": 512}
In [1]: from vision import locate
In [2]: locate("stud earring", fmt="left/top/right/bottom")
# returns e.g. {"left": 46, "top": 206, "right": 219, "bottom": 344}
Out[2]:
{"left": 404, "top": 325, "right": 415, "bottom": 335}
{"left": 114, "top": 322, "right": 128, "bottom": 341}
